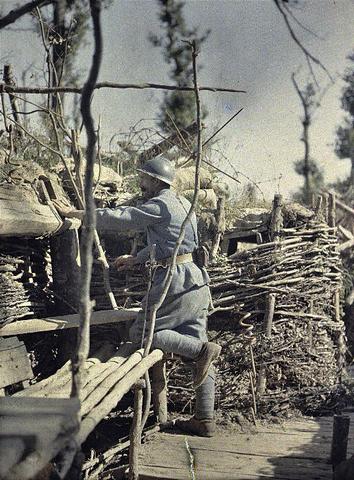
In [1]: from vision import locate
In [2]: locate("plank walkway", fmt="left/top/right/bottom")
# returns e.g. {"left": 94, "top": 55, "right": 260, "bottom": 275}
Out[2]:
{"left": 139, "top": 413, "right": 354, "bottom": 479}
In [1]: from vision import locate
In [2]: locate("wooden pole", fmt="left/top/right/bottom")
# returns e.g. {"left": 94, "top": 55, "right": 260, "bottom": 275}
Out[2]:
{"left": 328, "top": 192, "right": 336, "bottom": 227}
{"left": 331, "top": 415, "right": 350, "bottom": 467}
{"left": 314, "top": 195, "right": 323, "bottom": 221}
{"left": 129, "top": 379, "right": 145, "bottom": 480}
{"left": 151, "top": 359, "right": 168, "bottom": 424}
{"left": 335, "top": 198, "right": 354, "bottom": 217}
{"left": 335, "top": 289, "right": 346, "bottom": 382}
{"left": 323, "top": 193, "right": 329, "bottom": 224}
{"left": 270, "top": 194, "right": 283, "bottom": 241}
{"left": 257, "top": 293, "right": 276, "bottom": 395}
{"left": 50, "top": 229, "right": 81, "bottom": 363}
{"left": 210, "top": 197, "right": 226, "bottom": 260}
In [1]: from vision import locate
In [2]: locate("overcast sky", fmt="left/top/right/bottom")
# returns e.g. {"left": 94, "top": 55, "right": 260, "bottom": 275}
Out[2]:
{"left": 1, "top": 0, "right": 354, "bottom": 200}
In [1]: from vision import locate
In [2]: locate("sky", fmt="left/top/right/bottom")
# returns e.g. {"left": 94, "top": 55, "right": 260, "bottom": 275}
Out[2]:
{"left": 1, "top": 0, "right": 354, "bottom": 201}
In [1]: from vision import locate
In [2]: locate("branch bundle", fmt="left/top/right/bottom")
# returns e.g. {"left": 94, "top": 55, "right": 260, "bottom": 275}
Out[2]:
{"left": 0, "top": 240, "right": 51, "bottom": 326}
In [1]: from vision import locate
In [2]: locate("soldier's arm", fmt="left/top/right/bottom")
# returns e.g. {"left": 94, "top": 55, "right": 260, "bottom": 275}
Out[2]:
{"left": 96, "top": 199, "right": 163, "bottom": 233}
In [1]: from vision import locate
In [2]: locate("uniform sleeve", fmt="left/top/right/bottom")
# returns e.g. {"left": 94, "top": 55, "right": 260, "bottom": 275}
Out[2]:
{"left": 135, "top": 246, "right": 150, "bottom": 263}
{"left": 95, "top": 199, "right": 163, "bottom": 233}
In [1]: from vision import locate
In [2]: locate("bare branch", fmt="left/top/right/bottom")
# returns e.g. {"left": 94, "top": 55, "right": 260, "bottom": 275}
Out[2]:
{"left": 71, "top": 0, "right": 103, "bottom": 400}
{"left": 282, "top": 2, "right": 321, "bottom": 39}
{"left": 0, "top": 0, "right": 53, "bottom": 29}
{"left": 1, "top": 82, "right": 246, "bottom": 95}
{"left": 273, "top": 0, "right": 333, "bottom": 83}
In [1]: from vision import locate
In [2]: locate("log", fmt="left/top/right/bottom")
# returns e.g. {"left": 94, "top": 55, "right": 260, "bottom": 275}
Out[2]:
{"left": 128, "top": 380, "right": 145, "bottom": 480}
{"left": 14, "top": 343, "right": 117, "bottom": 397}
{"left": 0, "top": 308, "right": 139, "bottom": 336}
{"left": 77, "top": 349, "right": 163, "bottom": 445}
{"left": 270, "top": 194, "right": 283, "bottom": 240}
{"left": 81, "top": 349, "right": 144, "bottom": 416}
{"left": 152, "top": 359, "right": 168, "bottom": 424}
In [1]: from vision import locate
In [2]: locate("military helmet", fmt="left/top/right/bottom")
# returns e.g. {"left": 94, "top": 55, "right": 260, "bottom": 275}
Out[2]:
{"left": 137, "top": 156, "right": 175, "bottom": 185}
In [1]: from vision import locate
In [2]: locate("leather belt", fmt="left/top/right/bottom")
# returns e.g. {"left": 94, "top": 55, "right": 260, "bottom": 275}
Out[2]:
{"left": 155, "top": 252, "right": 194, "bottom": 268}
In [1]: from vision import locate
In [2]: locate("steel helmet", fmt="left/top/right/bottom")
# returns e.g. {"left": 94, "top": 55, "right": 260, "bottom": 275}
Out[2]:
{"left": 137, "top": 156, "right": 175, "bottom": 185}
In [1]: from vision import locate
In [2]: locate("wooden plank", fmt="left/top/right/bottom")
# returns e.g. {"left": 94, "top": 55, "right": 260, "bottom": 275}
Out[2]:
{"left": 140, "top": 454, "right": 332, "bottom": 480}
{"left": 0, "top": 308, "right": 139, "bottom": 336}
{"left": 0, "top": 337, "right": 23, "bottom": 351}
{"left": 0, "top": 343, "right": 33, "bottom": 388}
{"left": 139, "top": 429, "right": 335, "bottom": 480}
{"left": 139, "top": 464, "right": 329, "bottom": 480}
{"left": 0, "top": 397, "right": 80, "bottom": 416}
{"left": 142, "top": 431, "right": 332, "bottom": 460}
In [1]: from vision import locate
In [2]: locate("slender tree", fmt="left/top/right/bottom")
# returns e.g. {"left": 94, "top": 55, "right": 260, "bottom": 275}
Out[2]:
{"left": 292, "top": 73, "right": 324, "bottom": 204}
{"left": 335, "top": 52, "right": 354, "bottom": 187}
{"left": 149, "top": 0, "right": 210, "bottom": 135}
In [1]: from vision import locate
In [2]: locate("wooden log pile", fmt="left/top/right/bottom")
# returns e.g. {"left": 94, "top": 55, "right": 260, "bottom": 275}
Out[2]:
{"left": 168, "top": 214, "right": 347, "bottom": 418}
{"left": 0, "top": 239, "right": 51, "bottom": 326}
{"left": 14, "top": 342, "right": 163, "bottom": 446}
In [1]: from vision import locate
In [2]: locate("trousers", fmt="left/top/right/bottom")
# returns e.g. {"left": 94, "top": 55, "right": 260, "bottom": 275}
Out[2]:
{"left": 129, "top": 284, "right": 215, "bottom": 419}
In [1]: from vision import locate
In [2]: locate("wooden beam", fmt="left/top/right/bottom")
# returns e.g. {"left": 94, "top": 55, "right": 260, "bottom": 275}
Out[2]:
{"left": 0, "top": 309, "right": 139, "bottom": 337}
{"left": 336, "top": 198, "right": 354, "bottom": 217}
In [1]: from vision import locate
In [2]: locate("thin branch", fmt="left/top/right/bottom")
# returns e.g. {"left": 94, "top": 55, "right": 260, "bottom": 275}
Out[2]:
{"left": 71, "top": 0, "right": 103, "bottom": 401}
{"left": 1, "top": 82, "right": 246, "bottom": 95}
{"left": 93, "top": 116, "right": 103, "bottom": 196}
{"left": 0, "top": 0, "right": 54, "bottom": 29}
{"left": 273, "top": 0, "right": 333, "bottom": 83}
{"left": 203, "top": 107, "right": 244, "bottom": 148}
{"left": 282, "top": 2, "right": 321, "bottom": 39}
{"left": 165, "top": 110, "right": 193, "bottom": 155}
{"left": 35, "top": 6, "right": 67, "bottom": 128}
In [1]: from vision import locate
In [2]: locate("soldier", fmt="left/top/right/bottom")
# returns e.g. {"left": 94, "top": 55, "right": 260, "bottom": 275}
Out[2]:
{"left": 55, "top": 156, "right": 221, "bottom": 437}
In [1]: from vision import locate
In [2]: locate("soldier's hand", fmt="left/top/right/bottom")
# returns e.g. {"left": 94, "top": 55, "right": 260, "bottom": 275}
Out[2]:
{"left": 52, "top": 199, "right": 74, "bottom": 217}
{"left": 113, "top": 254, "right": 137, "bottom": 271}
{"left": 52, "top": 200, "right": 84, "bottom": 220}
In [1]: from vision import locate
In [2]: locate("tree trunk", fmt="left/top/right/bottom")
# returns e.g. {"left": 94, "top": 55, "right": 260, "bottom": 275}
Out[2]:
{"left": 51, "top": 0, "right": 67, "bottom": 112}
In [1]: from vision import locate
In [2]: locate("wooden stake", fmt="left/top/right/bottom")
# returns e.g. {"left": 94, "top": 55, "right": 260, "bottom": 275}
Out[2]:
{"left": 210, "top": 197, "right": 226, "bottom": 260}
{"left": 334, "top": 289, "right": 346, "bottom": 381}
{"left": 151, "top": 359, "right": 168, "bottom": 424}
{"left": 323, "top": 193, "right": 329, "bottom": 224}
{"left": 328, "top": 192, "right": 336, "bottom": 227}
{"left": 331, "top": 415, "right": 350, "bottom": 467}
{"left": 129, "top": 379, "right": 145, "bottom": 480}
{"left": 270, "top": 195, "right": 283, "bottom": 241}
{"left": 257, "top": 293, "right": 276, "bottom": 395}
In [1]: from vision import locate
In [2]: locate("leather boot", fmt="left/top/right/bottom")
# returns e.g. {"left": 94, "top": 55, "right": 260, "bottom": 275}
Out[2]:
{"left": 175, "top": 417, "right": 216, "bottom": 437}
{"left": 193, "top": 342, "right": 221, "bottom": 389}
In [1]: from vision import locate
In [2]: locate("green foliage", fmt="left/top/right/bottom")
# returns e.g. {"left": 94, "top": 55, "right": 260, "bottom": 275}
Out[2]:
{"left": 293, "top": 158, "right": 324, "bottom": 204}
{"left": 149, "top": 0, "right": 210, "bottom": 134}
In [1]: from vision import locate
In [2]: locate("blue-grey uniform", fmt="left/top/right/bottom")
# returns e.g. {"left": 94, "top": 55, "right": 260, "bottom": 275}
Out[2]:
{"left": 96, "top": 188, "right": 215, "bottom": 419}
